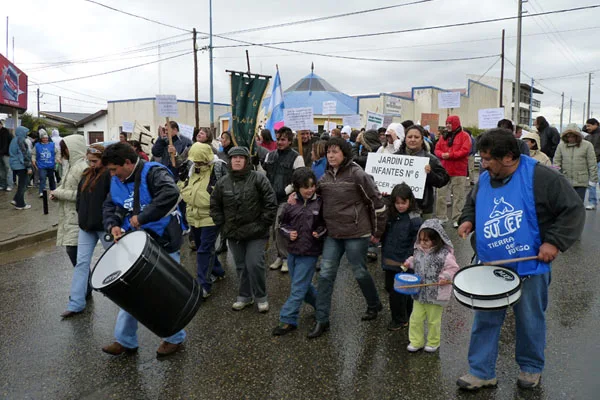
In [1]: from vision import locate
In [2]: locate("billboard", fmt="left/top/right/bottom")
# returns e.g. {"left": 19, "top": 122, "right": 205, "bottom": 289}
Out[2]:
{"left": 0, "top": 54, "right": 28, "bottom": 110}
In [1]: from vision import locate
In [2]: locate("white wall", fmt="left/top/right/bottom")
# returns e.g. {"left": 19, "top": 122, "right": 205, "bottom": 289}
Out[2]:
{"left": 80, "top": 113, "right": 108, "bottom": 144}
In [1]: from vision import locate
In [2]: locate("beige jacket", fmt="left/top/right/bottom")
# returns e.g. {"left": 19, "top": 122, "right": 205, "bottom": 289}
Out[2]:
{"left": 53, "top": 135, "right": 88, "bottom": 246}
{"left": 554, "top": 129, "right": 598, "bottom": 188}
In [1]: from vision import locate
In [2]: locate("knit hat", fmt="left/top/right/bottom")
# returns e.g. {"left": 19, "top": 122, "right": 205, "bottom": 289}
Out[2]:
{"left": 40, "top": 132, "right": 49, "bottom": 139}
{"left": 341, "top": 125, "right": 352, "bottom": 135}
{"left": 228, "top": 146, "right": 250, "bottom": 157}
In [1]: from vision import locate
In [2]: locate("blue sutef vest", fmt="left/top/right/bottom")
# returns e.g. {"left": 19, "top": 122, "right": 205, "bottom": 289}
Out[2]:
{"left": 476, "top": 155, "right": 550, "bottom": 276}
{"left": 35, "top": 142, "right": 55, "bottom": 169}
{"left": 110, "top": 161, "right": 173, "bottom": 237}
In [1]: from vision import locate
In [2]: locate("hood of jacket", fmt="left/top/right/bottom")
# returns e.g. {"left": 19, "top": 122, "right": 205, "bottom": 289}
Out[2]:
{"left": 62, "top": 134, "right": 87, "bottom": 164}
{"left": 415, "top": 219, "right": 453, "bottom": 250}
{"left": 15, "top": 126, "right": 29, "bottom": 140}
{"left": 363, "top": 129, "right": 382, "bottom": 152}
{"left": 561, "top": 123, "right": 584, "bottom": 141}
{"left": 188, "top": 142, "right": 214, "bottom": 163}
{"left": 446, "top": 115, "right": 462, "bottom": 132}
{"left": 521, "top": 131, "right": 541, "bottom": 150}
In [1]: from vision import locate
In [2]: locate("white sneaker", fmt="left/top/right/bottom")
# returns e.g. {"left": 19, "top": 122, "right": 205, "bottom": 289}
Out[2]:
{"left": 407, "top": 343, "right": 423, "bottom": 352}
{"left": 14, "top": 204, "right": 32, "bottom": 210}
{"left": 232, "top": 300, "right": 254, "bottom": 311}
{"left": 452, "top": 222, "right": 459, "bottom": 228}
{"left": 586, "top": 205, "right": 596, "bottom": 210}
{"left": 201, "top": 288, "right": 211, "bottom": 299}
{"left": 39, "top": 193, "right": 43, "bottom": 198}
{"left": 5, "top": 187, "right": 12, "bottom": 192}
{"left": 257, "top": 302, "right": 269, "bottom": 313}
{"left": 280, "top": 259, "right": 288, "bottom": 273}
{"left": 424, "top": 345, "right": 439, "bottom": 353}
{"left": 269, "top": 257, "right": 282, "bottom": 270}
{"left": 10, "top": 200, "right": 16, "bottom": 206}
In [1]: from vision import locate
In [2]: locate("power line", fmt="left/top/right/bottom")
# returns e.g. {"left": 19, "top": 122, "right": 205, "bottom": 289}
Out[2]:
{"left": 214, "top": 5, "right": 600, "bottom": 48}
{"left": 39, "top": 91, "right": 107, "bottom": 106}
{"left": 83, "top": 0, "right": 191, "bottom": 33}
{"left": 539, "top": 69, "right": 600, "bottom": 81}
{"left": 208, "top": 0, "right": 434, "bottom": 38}
{"left": 37, "top": 51, "right": 193, "bottom": 85}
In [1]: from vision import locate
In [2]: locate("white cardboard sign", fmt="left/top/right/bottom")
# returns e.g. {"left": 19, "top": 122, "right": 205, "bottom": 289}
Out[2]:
{"left": 122, "top": 121, "right": 134, "bottom": 133}
{"left": 324, "top": 121, "right": 337, "bottom": 131}
{"left": 478, "top": 108, "right": 506, "bottom": 129}
{"left": 179, "top": 124, "right": 195, "bottom": 140}
{"left": 322, "top": 101, "right": 337, "bottom": 115}
{"left": 438, "top": 92, "right": 461, "bottom": 109}
{"left": 365, "top": 153, "right": 429, "bottom": 199}
{"left": 284, "top": 107, "right": 314, "bottom": 131}
{"left": 156, "top": 95, "right": 179, "bottom": 117}
{"left": 366, "top": 111, "right": 384, "bottom": 130}
{"left": 342, "top": 114, "right": 362, "bottom": 128}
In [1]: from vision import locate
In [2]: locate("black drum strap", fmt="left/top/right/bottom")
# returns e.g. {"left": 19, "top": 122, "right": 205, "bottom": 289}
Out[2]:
{"left": 133, "top": 165, "right": 143, "bottom": 217}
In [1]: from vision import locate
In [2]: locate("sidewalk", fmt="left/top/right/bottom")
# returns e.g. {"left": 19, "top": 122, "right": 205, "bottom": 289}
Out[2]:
{"left": 0, "top": 187, "right": 59, "bottom": 252}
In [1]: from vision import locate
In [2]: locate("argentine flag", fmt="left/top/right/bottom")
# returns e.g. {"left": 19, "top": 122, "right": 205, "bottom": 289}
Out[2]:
{"left": 265, "top": 70, "right": 285, "bottom": 140}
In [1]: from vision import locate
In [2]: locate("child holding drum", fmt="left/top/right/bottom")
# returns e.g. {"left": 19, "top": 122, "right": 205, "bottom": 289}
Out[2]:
{"left": 381, "top": 183, "right": 422, "bottom": 331}
{"left": 403, "top": 219, "right": 459, "bottom": 352}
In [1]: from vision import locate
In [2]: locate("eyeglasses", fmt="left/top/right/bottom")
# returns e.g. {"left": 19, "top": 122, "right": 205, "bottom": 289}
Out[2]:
{"left": 87, "top": 147, "right": 102, "bottom": 154}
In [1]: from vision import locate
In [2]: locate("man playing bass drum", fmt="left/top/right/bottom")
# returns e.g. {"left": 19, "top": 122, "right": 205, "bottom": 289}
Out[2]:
{"left": 101, "top": 143, "right": 185, "bottom": 358}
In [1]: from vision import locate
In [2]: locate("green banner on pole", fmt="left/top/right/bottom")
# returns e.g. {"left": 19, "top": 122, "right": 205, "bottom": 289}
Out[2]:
{"left": 230, "top": 71, "right": 270, "bottom": 150}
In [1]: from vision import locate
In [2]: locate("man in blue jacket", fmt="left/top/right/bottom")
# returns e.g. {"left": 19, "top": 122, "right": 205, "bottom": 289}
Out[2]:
{"left": 101, "top": 143, "right": 185, "bottom": 358}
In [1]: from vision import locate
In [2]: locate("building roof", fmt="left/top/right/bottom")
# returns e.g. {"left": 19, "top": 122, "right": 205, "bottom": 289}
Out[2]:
{"left": 76, "top": 110, "right": 108, "bottom": 127}
{"left": 264, "top": 73, "right": 357, "bottom": 115}
{"left": 40, "top": 111, "right": 93, "bottom": 125}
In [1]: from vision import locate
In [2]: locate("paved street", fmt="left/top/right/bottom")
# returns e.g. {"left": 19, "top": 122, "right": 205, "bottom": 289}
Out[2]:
{"left": 0, "top": 215, "right": 598, "bottom": 400}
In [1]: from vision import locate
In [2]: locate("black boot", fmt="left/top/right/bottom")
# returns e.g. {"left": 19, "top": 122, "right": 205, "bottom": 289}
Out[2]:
{"left": 307, "top": 322, "right": 330, "bottom": 339}
{"left": 361, "top": 303, "right": 383, "bottom": 321}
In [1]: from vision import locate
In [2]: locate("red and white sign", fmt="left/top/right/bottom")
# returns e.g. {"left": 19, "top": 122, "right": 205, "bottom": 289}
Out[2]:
{"left": 0, "top": 54, "right": 28, "bottom": 110}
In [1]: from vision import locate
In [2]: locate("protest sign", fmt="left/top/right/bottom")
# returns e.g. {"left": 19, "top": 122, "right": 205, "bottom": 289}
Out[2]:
{"left": 322, "top": 101, "right": 337, "bottom": 115}
{"left": 366, "top": 111, "right": 384, "bottom": 130}
{"left": 284, "top": 107, "right": 314, "bottom": 131}
{"left": 324, "top": 121, "right": 337, "bottom": 131}
{"left": 478, "top": 108, "right": 506, "bottom": 129}
{"left": 122, "top": 121, "right": 134, "bottom": 133}
{"left": 179, "top": 124, "right": 195, "bottom": 141}
{"left": 365, "top": 153, "right": 429, "bottom": 199}
{"left": 438, "top": 92, "right": 461, "bottom": 109}
{"left": 342, "top": 114, "right": 361, "bottom": 128}
{"left": 3, "top": 118, "right": 20, "bottom": 129}
{"left": 156, "top": 95, "right": 179, "bottom": 117}
{"left": 383, "top": 115, "right": 394, "bottom": 128}
{"left": 384, "top": 96, "right": 402, "bottom": 115}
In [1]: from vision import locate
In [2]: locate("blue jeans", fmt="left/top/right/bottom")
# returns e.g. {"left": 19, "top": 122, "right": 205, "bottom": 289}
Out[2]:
{"left": 114, "top": 251, "right": 186, "bottom": 348}
{"left": 0, "top": 155, "right": 12, "bottom": 189}
{"left": 279, "top": 253, "right": 318, "bottom": 326}
{"left": 191, "top": 225, "right": 225, "bottom": 292}
{"left": 587, "top": 161, "right": 600, "bottom": 205}
{"left": 315, "top": 237, "right": 381, "bottom": 323}
{"left": 12, "top": 169, "right": 29, "bottom": 207}
{"left": 66, "top": 230, "right": 111, "bottom": 312}
{"left": 38, "top": 167, "right": 56, "bottom": 194}
{"left": 468, "top": 272, "right": 551, "bottom": 380}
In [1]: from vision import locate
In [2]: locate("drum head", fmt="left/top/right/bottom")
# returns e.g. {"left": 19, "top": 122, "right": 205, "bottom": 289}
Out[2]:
{"left": 91, "top": 231, "right": 148, "bottom": 289}
{"left": 453, "top": 265, "right": 520, "bottom": 299}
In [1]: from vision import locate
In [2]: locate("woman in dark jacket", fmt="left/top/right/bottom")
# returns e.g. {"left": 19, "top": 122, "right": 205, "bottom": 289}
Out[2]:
{"left": 395, "top": 125, "right": 450, "bottom": 218}
{"left": 210, "top": 146, "right": 278, "bottom": 313}
{"left": 217, "top": 131, "right": 234, "bottom": 163}
{"left": 61, "top": 144, "right": 112, "bottom": 318}
{"left": 352, "top": 129, "right": 382, "bottom": 169}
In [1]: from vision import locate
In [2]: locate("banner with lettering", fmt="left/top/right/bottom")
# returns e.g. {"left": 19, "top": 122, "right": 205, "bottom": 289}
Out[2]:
{"left": 230, "top": 71, "right": 271, "bottom": 149}
{"left": 365, "top": 153, "right": 429, "bottom": 199}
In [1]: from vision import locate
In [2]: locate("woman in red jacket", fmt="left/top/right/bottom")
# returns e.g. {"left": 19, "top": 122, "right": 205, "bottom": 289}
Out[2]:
{"left": 434, "top": 115, "right": 472, "bottom": 228}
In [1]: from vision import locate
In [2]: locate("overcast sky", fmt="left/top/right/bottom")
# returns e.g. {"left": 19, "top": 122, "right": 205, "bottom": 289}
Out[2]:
{"left": 3, "top": 0, "right": 599, "bottom": 126}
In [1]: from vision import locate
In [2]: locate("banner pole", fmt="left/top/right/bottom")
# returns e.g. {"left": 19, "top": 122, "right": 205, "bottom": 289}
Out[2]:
{"left": 166, "top": 117, "right": 176, "bottom": 167}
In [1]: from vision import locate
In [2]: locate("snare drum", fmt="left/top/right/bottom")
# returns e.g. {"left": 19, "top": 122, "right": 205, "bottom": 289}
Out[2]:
{"left": 91, "top": 231, "right": 201, "bottom": 337}
{"left": 452, "top": 265, "right": 521, "bottom": 310}
{"left": 394, "top": 273, "right": 422, "bottom": 295}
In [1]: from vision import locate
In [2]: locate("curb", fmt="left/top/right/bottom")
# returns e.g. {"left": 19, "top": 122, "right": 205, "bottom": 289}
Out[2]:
{"left": 0, "top": 228, "right": 58, "bottom": 253}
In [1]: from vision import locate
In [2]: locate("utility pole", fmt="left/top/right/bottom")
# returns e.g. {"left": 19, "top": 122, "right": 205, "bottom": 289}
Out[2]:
{"left": 5, "top": 17, "right": 8, "bottom": 57}
{"left": 158, "top": 44, "right": 161, "bottom": 94}
{"left": 559, "top": 92, "right": 564, "bottom": 132}
{"left": 12, "top": 37, "right": 14, "bottom": 63}
{"left": 529, "top": 77, "right": 534, "bottom": 126}
{"left": 193, "top": 28, "right": 199, "bottom": 129}
{"left": 209, "top": 0, "right": 215, "bottom": 135}
{"left": 37, "top": 88, "right": 40, "bottom": 117}
{"left": 583, "top": 103, "right": 586, "bottom": 125}
{"left": 587, "top": 73, "right": 592, "bottom": 120}
{"left": 569, "top": 97, "right": 572, "bottom": 123}
{"left": 499, "top": 29, "right": 505, "bottom": 108}
{"left": 513, "top": 0, "right": 523, "bottom": 124}
{"left": 59, "top": 96, "right": 62, "bottom": 112}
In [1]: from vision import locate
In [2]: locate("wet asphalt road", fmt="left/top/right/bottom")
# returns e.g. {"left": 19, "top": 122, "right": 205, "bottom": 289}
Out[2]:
{"left": 1, "top": 216, "right": 599, "bottom": 400}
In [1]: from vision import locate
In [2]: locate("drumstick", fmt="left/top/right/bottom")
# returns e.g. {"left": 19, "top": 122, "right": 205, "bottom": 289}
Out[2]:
{"left": 483, "top": 256, "right": 539, "bottom": 266}
{"left": 395, "top": 281, "right": 452, "bottom": 289}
